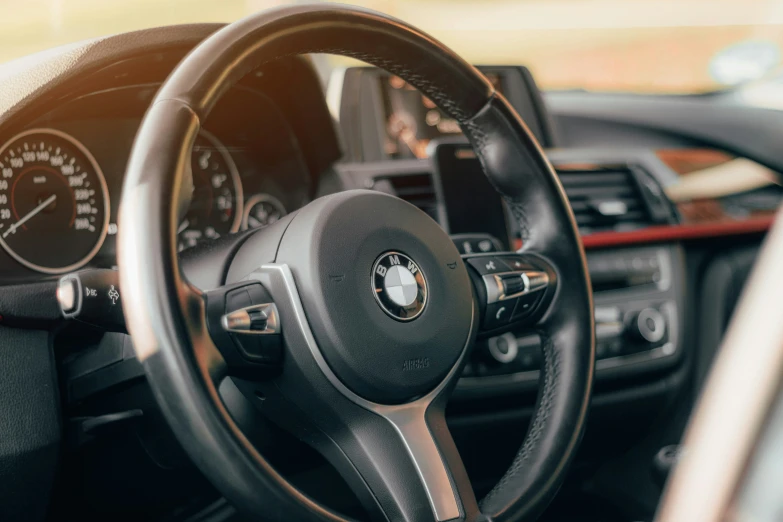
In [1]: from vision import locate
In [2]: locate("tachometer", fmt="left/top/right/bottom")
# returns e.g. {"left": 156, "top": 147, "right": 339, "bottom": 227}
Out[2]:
{"left": 0, "top": 128, "right": 109, "bottom": 274}
{"left": 242, "top": 193, "right": 287, "bottom": 230}
{"left": 178, "top": 130, "right": 243, "bottom": 251}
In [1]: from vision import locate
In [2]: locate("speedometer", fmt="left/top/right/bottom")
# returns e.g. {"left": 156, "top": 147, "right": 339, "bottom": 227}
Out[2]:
{"left": 178, "top": 130, "right": 243, "bottom": 251}
{"left": 0, "top": 128, "right": 109, "bottom": 274}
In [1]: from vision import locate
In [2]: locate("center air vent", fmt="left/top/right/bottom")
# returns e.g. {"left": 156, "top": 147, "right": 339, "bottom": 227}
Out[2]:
{"left": 556, "top": 164, "right": 670, "bottom": 235}
{"left": 371, "top": 172, "right": 438, "bottom": 221}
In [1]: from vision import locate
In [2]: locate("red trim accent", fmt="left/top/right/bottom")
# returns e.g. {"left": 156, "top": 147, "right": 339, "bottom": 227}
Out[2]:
{"left": 512, "top": 216, "right": 774, "bottom": 251}
{"left": 582, "top": 216, "right": 774, "bottom": 249}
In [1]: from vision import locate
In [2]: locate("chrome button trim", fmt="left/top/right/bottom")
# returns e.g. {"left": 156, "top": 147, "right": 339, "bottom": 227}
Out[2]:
{"left": 221, "top": 303, "right": 279, "bottom": 335}
{"left": 483, "top": 269, "right": 550, "bottom": 304}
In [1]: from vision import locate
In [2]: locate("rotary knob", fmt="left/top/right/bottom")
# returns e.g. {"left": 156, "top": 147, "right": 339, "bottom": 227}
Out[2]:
{"left": 487, "top": 333, "right": 518, "bottom": 363}
{"left": 627, "top": 308, "right": 666, "bottom": 344}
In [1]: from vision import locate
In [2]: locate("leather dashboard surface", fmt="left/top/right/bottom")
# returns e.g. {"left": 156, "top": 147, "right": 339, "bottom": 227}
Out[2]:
{"left": 0, "top": 24, "right": 222, "bottom": 130}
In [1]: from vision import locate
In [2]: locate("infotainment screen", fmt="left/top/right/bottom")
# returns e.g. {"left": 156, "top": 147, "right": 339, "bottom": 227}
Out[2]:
{"left": 379, "top": 66, "right": 552, "bottom": 160}
{"left": 431, "top": 142, "right": 511, "bottom": 249}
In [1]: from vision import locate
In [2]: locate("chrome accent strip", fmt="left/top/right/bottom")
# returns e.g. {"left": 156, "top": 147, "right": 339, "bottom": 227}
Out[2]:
{"left": 251, "top": 264, "right": 470, "bottom": 522}
{"left": 655, "top": 247, "right": 672, "bottom": 292}
{"left": 484, "top": 272, "right": 503, "bottom": 303}
{"left": 482, "top": 270, "right": 550, "bottom": 304}
{"left": 0, "top": 128, "right": 111, "bottom": 275}
{"left": 221, "top": 303, "right": 279, "bottom": 334}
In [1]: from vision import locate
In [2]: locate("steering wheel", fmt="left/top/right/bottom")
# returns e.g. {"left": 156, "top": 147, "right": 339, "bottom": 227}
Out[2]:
{"left": 117, "top": 4, "right": 594, "bottom": 522}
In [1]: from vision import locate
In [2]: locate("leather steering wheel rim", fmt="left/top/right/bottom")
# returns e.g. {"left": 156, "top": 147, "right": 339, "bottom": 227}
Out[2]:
{"left": 118, "top": 4, "right": 594, "bottom": 522}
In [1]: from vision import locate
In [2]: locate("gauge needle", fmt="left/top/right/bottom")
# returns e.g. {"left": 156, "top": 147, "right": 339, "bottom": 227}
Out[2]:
{"left": 2, "top": 194, "right": 57, "bottom": 238}
{"left": 177, "top": 219, "right": 190, "bottom": 234}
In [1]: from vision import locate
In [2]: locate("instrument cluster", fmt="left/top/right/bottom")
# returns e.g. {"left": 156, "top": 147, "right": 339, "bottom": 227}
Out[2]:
{"left": 0, "top": 83, "right": 312, "bottom": 278}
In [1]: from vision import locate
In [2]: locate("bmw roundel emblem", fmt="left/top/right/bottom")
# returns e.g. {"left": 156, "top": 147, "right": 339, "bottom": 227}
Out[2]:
{"left": 372, "top": 251, "right": 427, "bottom": 321}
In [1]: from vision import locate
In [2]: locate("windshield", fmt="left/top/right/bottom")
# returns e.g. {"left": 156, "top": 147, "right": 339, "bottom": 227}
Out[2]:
{"left": 2, "top": 0, "right": 782, "bottom": 94}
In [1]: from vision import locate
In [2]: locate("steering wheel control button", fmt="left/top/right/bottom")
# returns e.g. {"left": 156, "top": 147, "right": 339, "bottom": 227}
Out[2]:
{"left": 203, "top": 282, "right": 284, "bottom": 371}
{"left": 226, "top": 287, "right": 252, "bottom": 311}
{"left": 512, "top": 291, "right": 543, "bottom": 320}
{"left": 467, "top": 256, "right": 507, "bottom": 276}
{"left": 484, "top": 298, "right": 517, "bottom": 330}
{"left": 482, "top": 270, "right": 550, "bottom": 304}
{"left": 221, "top": 303, "right": 279, "bottom": 334}
{"left": 465, "top": 253, "right": 556, "bottom": 331}
{"left": 230, "top": 332, "right": 282, "bottom": 364}
{"left": 502, "top": 274, "right": 527, "bottom": 296}
{"left": 372, "top": 251, "right": 427, "bottom": 321}
{"left": 222, "top": 303, "right": 282, "bottom": 364}
{"left": 58, "top": 268, "right": 126, "bottom": 332}
{"left": 488, "top": 333, "right": 518, "bottom": 363}
{"left": 451, "top": 234, "right": 502, "bottom": 255}
{"left": 498, "top": 256, "right": 535, "bottom": 272}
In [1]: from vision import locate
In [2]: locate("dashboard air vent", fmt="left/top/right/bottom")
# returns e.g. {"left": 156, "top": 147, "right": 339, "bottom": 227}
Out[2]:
{"left": 371, "top": 172, "right": 438, "bottom": 220}
{"left": 556, "top": 164, "right": 667, "bottom": 235}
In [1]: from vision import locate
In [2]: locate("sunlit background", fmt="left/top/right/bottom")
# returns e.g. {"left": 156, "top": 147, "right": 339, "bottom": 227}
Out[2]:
{"left": 1, "top": 0, "right": 782, "bottom": 93}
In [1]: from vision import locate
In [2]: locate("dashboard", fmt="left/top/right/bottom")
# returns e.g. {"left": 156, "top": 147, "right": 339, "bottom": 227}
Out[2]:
{"left": 0, "top": 23, "right": 781, "bottom": 522}
{"left": 331, "top": 65, "right": 782, "bottom": 246}
{"left": 329, "top": 64, "right": 783, "bottom": 399}
{"left": 1, "top": 43, "right": 778, "bottom": 401}
{"left": 0, "top": 53, "right": 337, "bottom": 282}
{"left": 323, "top": 65, "right": 782, "bottom": 516}
{"left": 334, "top": 65, "right": 554, "bottom": 163}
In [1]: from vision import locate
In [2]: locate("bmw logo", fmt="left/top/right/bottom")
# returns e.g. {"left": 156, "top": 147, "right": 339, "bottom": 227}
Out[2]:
{"left": 372, "top": 251, "right": 427, "bottom": 321}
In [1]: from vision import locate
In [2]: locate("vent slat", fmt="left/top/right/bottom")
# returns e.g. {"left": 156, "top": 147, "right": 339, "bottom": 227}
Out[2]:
{"left": 556, "top": 166, "right": 654, "bottom": 235}
{"left": 575, "top": 210, "right": 648, "bottom": 226}
{"left": 558, "top": 173, "right": 629, "bottom": 186}
{"left": 569, "top": 198, "right": 643, "bottom": 213}
{"left": 370, "top": 165, "right": 663, "bottom": 237}
{"left": 559, "top": 185, "right": 637, "bottom": 199}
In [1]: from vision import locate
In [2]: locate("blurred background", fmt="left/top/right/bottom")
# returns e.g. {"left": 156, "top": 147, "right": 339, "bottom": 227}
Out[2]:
{"left": 1, "top": 0, "right": 782, "bottom": 93}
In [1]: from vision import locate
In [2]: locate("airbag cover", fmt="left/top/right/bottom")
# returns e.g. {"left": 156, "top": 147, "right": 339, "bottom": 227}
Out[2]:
{"left": 276, "top": 190, "right": 472, "bottom": 404}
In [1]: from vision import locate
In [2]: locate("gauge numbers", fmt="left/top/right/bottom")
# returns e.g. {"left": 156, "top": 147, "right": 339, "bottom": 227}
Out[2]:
{"left": 0, "top": 128, "right": 109, "bottom": 274}
{"left": 178, "top": 130, "right": 243, "bottom": 251}
{"left": 242, "top": 193, "right": 287, "bottom": 230}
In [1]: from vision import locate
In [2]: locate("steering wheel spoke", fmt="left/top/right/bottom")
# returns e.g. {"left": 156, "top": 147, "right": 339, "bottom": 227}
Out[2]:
{"left": 239, "top": 263, "right": 477, "bottom": 522}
